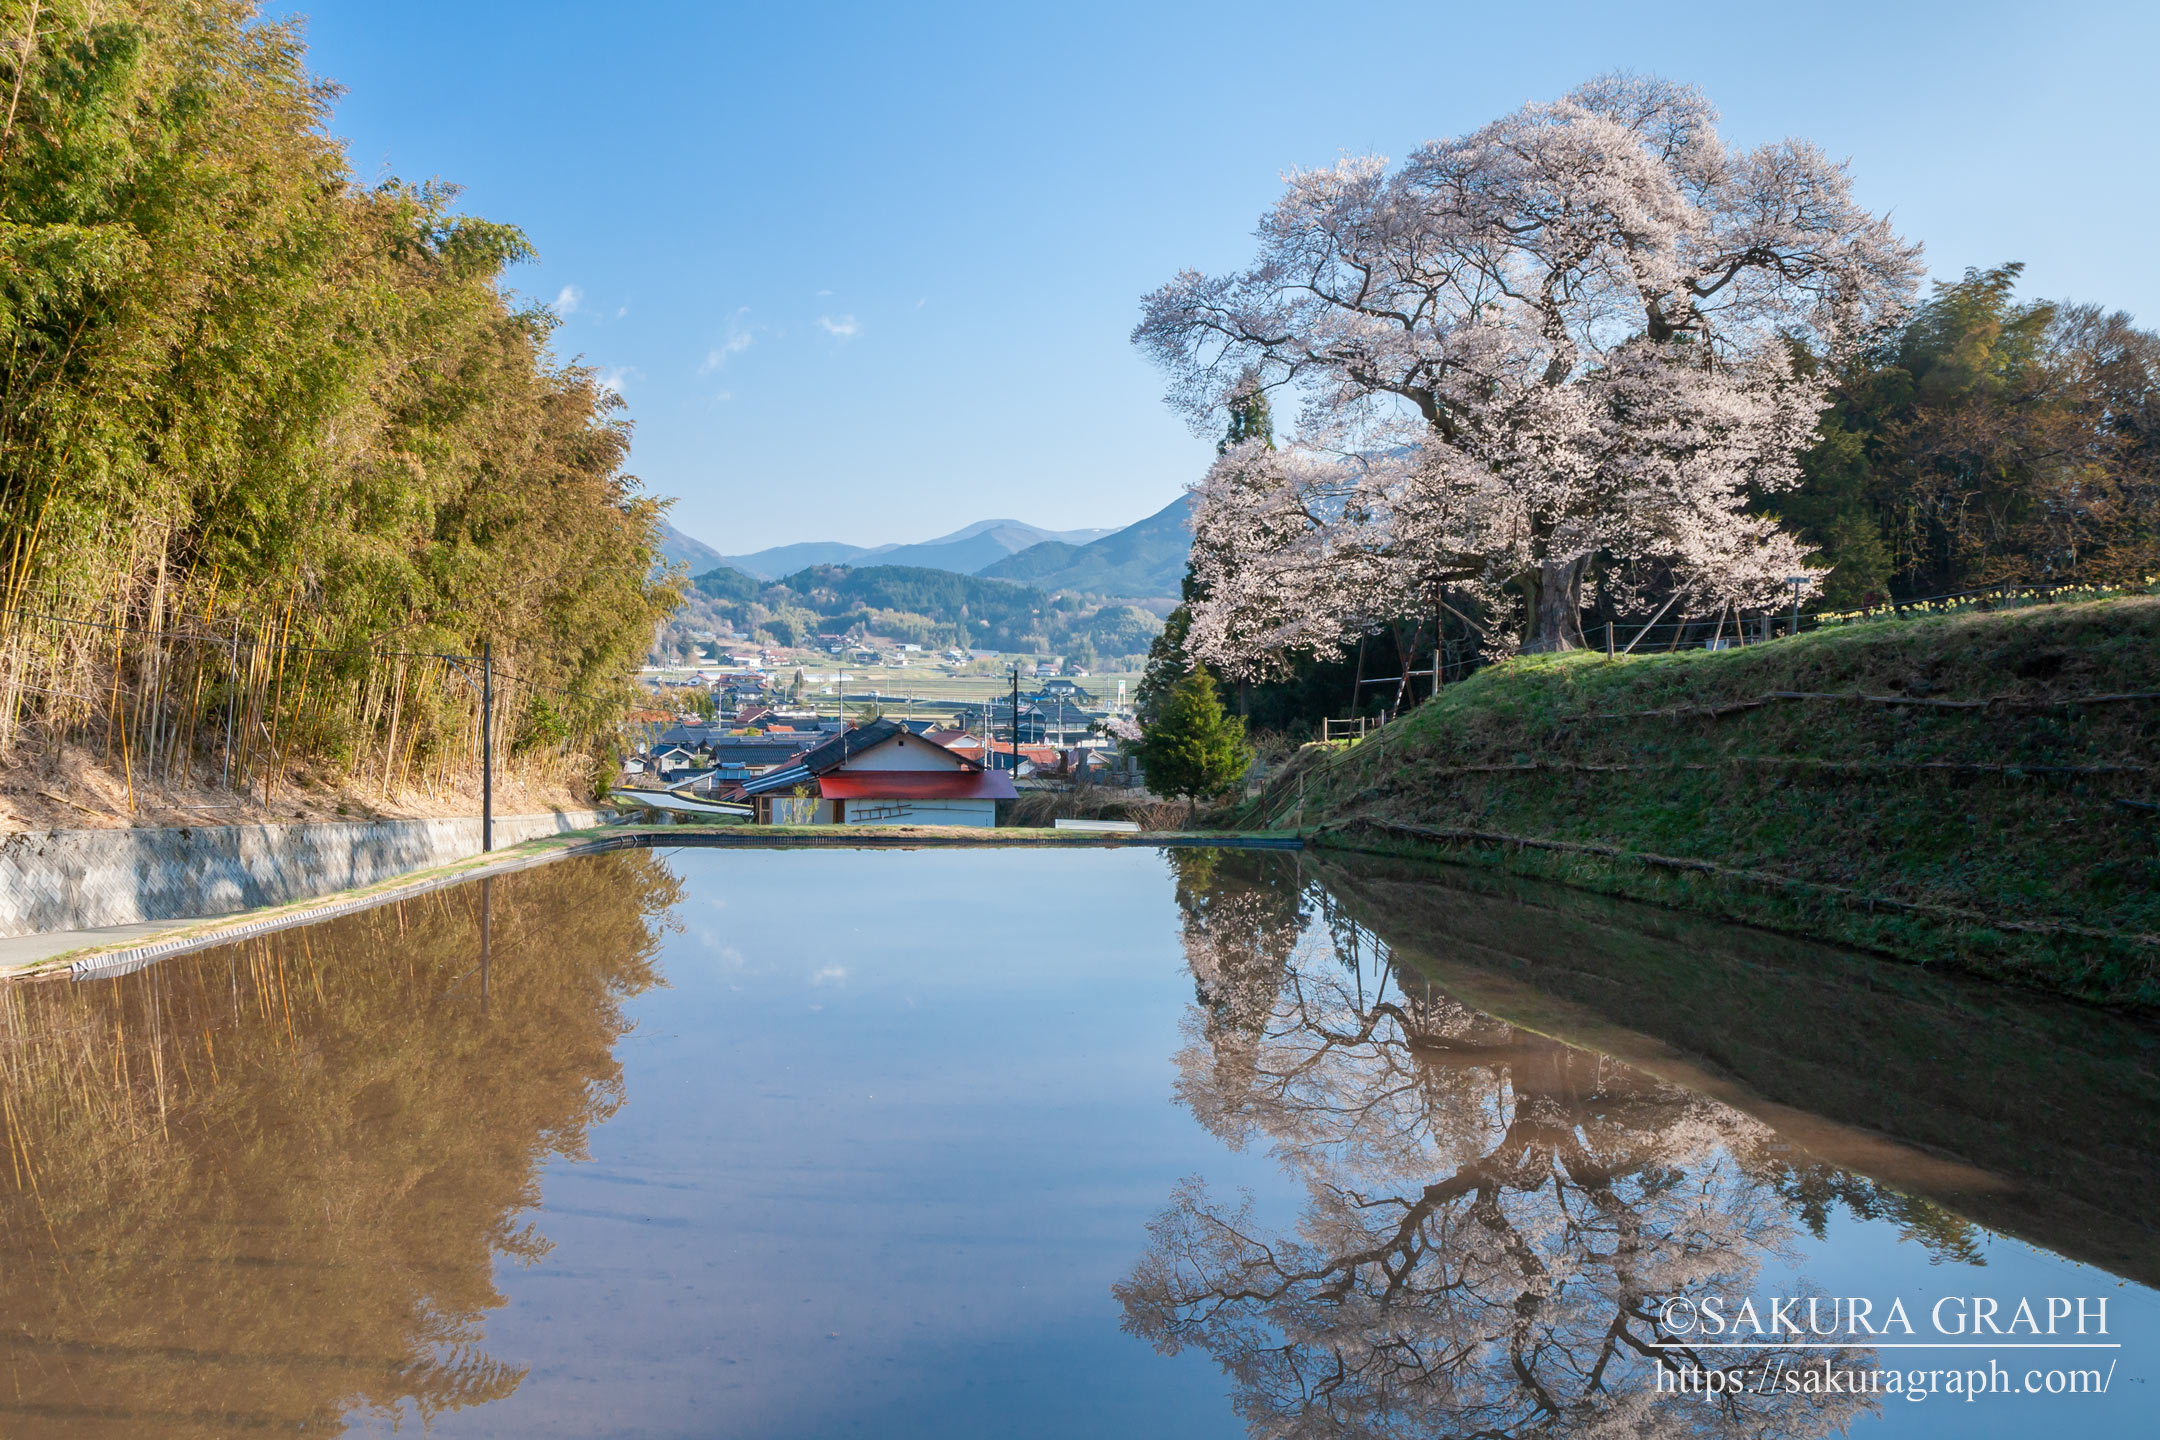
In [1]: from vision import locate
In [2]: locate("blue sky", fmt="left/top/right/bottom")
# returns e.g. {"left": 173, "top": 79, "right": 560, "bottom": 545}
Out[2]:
{"left": 275, "top": 0, "right": 2160, "bottom": 554}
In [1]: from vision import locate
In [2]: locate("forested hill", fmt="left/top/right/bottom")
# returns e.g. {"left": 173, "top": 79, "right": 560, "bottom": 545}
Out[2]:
{"left": 0, "top": 1, "right": 676, "bottom": 812}
{"left": 671, "top": 564, "right": 1161, "bottom": 664}
{"left": 778, "top": 563, "right": 1035, "bottom": 619}
{"left": 659, "top": 523, "right": 727, "bottom": 575}
{"left": 980, "top": 494, "right": 1193, "bottom": 596}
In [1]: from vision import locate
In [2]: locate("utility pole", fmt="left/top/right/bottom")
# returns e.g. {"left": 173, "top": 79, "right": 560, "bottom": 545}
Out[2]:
{"left": 481, "top": 640, "right": 494, "bottom": 853}
{"left": 1786, "top": 576, "right": 1807, "bottom": 638}
{"left": 1009, "top": 665, "right": 1021, "bottom": 773}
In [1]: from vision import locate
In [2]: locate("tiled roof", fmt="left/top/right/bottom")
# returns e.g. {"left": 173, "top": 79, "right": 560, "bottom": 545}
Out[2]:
{"left": 741, "top": 762, "right": 815, "bottom": 796}
{"left": 655, "top": 724, "right": 722, "bottom": 746}
{"left": 741, "top": 718, "right": 981, "bottom": 796}
{"left": 699, "top": 740, "right": 810, "bottom": 768}
{"left": 743, "top": 719, "right": 902, "bottom": 794}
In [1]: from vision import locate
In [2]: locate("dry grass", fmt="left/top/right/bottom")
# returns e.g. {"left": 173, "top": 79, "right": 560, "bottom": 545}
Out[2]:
{"left": 1004, "top": 787, "right": 1195, "bottom": 831}
{"left": 0, "top": 742, "right": 587, "bottom": 834}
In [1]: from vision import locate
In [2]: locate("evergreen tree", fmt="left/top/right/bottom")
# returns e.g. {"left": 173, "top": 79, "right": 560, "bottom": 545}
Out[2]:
{"left": 1134, "top": 668, "right": 1251, "bottom": 800}
{"left": 1217, "top": 373, "right": 1275, "bottom": 455}
{"left": 1136, "top": 563, "right": 1205, "bottom": 721}
{"left": 1141, "top": 372, "right": 1275, "bottom": 719}
{"left": 1787, "top": 263, "right": 2159, "bottom": 600}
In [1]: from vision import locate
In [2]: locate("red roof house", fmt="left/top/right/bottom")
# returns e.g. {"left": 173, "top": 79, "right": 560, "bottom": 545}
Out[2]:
{"left": 741, "top": 719, "right": 1016, "bottom": 826}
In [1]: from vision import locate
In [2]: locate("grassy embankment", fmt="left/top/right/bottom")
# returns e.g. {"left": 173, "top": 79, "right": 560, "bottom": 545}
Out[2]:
{"left": 1243, "top": 595, "right": 2160, "bottom": 1008}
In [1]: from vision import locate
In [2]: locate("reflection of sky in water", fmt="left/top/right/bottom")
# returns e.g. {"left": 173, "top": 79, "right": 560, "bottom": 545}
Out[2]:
{"left": 332, "top": 847, "right": 2149, "bottom": 1439}
{"left": 1752, "top": 1210, "right": 2158, "bottom": 1436}
{"left": 392, "top": 848, "right": 1294, "bottom": 1438}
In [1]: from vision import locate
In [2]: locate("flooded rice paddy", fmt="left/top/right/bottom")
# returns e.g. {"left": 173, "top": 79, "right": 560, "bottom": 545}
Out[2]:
{"left": 0, "top": 845, "right": 2154, "bottom": 1438}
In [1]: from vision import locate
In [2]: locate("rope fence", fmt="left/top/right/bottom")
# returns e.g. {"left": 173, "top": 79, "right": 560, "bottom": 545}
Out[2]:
{"left": 1329, "top": 577, "right": 2160, "bottom": 726}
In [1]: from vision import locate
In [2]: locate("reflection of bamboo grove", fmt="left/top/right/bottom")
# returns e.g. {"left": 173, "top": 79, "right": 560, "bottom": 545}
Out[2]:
{"left": 1124, "top": 853, "right": 1925, "bottom": 1439}
{"left": 0, "top": 854, "right": 680, "bottom": 1438}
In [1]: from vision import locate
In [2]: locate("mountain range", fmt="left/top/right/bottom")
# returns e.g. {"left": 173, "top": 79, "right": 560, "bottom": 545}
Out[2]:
{"left": 659, "top": 499, "right": 1192, "bottom": 598}
{"left": 977, "top": 495, "right": 1192, "bottom": 596}
{"left": 656, "top": 524, "right": 727, "bottom": 575}
{"left": 724, "top": 518, "right": 1113, "bottom": 580}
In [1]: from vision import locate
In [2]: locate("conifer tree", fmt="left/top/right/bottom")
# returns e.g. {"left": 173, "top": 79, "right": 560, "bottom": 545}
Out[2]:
{"left": 1140, "top": 372, "right": 1274, "bottom": 720}
{"left": 1134, "top": 668, "right": 1251, "bottom": 800}
{"left": 1217, "top": 375, "right": 1275, "bottom": 455}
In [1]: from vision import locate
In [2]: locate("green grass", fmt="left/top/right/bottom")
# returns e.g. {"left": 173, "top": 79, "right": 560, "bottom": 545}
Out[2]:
{"left": 1254, "top": 596, "right": 2160, "bottom": 1007}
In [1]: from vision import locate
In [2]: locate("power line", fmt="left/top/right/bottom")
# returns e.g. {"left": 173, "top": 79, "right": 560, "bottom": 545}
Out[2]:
{"left": 0, "top": 599, "right": 634, "bottom": 713}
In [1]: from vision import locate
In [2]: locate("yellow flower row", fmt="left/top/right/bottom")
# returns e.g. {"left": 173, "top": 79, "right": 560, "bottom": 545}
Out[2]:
{"left": 1811, "top": 580, "right": 2160, "bottom": 628}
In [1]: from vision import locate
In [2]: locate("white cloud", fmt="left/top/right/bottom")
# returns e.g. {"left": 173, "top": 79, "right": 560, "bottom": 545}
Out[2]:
{"left": 815, "top": 288, "right": 833, "bottom": 296}
{"left": 554, "top": 284, "right": 583, "bottom": 315}
{"left": 698, "top": 328, "right": 754, "bottom": 375}
{"left": 810, "top": 964, "right": 848, "bottom": 987}
{"left": 596, "top": 365, "right": 640, "bottom": 396}
{"left": 817, "top": 314, "right": 860, "bottom": 339}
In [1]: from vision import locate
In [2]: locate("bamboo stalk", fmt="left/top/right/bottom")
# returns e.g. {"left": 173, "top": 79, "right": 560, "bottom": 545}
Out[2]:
{"left": 261, "top": 584, "right": 298, "bottom": 805}
{"left": 379, "top": 656, "right": 406, "bottom": 795}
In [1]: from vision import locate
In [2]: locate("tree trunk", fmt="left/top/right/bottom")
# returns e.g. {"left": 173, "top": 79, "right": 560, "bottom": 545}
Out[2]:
{"left": 1519, "top": 556, "right": 1590, "bottom": 653}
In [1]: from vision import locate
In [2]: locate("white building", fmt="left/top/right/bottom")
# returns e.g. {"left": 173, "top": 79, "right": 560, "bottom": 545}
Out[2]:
{"left": 741, "top": 718, "right": 1016, "bottom": 827}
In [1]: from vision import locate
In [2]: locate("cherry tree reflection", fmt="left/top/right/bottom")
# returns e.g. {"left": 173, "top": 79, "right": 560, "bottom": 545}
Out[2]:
{"left": 1121, "top": 854, "right": 1877, "bottom": 1438}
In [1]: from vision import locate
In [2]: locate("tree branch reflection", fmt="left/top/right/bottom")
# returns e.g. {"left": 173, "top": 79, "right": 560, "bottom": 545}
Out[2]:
{"left": 1123, "top": 852, "right": 1883, "bottom": 1438}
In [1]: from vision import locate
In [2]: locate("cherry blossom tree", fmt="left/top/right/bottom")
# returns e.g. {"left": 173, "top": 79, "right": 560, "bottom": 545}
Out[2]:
{"left": 1136, "top": 74, "right": 1923, "bottom": 657}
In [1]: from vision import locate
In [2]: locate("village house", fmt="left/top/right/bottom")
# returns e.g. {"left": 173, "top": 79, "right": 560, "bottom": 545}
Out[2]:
{"left": 1024, "top": 698, "right": 1098, "bottom": 745}
{"left": 927, "top": 730, "right": 1061, "bottom": 775}
{"left": 649, "top": 745, "right": 698, "bottom": 775}
{"left": 741, "top": 718, "right": 1015, "bottom": 826}
{"left": 1036, "top": 677, "right": 1097, "bottom": 705}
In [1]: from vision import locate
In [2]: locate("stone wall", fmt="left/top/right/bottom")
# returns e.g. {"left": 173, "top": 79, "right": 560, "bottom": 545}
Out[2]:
{"left": 0, "top": 812, "right": 602, "bottom": 938}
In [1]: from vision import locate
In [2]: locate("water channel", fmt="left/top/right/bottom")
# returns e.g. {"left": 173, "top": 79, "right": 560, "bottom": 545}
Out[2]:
{"left": 0, "top": 845, "right": 2152, "bottom": 1437}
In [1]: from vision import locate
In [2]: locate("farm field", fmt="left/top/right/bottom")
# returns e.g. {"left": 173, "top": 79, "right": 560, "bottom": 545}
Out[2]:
{"left": 644, "top": 658, "right": 1142, "bottom": 717}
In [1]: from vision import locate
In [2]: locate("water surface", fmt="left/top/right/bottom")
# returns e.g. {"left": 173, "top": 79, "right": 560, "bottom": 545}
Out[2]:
{"left": 0, "top": 845, "right": 2151, "bottom": 1437}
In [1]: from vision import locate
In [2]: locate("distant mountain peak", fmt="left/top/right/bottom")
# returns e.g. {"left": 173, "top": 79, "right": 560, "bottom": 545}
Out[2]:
{"left": 663, "top": 505, "right": 1184, "bottom": 592}
{"left": 656, "top": 522, "right": 726, "bottom": 574}
{"left": 710, "top": 516, "right": 1123, "bottom": 580}
{"left": 977, "top": 494, "right": 1192, "bottom": 598}
{"left": 919, "top": 517, "right": 1035, "bottom": 545}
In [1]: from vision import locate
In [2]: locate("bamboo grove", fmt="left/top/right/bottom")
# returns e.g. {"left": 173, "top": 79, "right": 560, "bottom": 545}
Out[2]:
{"left": 0, "top": 1, "right": 677, "bottom": 807}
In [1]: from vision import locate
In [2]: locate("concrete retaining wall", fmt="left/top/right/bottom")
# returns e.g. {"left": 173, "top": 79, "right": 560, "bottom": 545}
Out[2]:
{"left": 0, "top": 812, "right": 602, "bottom": 938}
